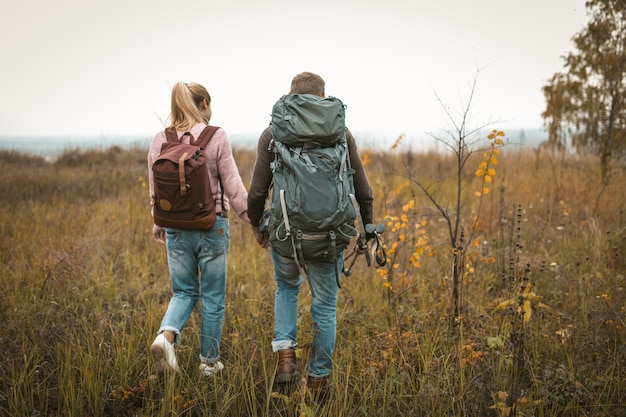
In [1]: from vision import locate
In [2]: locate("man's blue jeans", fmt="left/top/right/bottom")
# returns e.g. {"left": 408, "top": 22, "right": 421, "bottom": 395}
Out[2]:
{"left": 271, "top": 249, "right": 343, "bottom": 378}
{"left": 158, "top": 217, "right": 229, "bottom": 364}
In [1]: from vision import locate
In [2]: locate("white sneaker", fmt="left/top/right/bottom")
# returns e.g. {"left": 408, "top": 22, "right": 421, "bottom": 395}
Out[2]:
{"left": 199, "top": 361, "right": 224, "bottom": 377}
{"left": 150, "top": 334, "right": 179, "bottom": 374}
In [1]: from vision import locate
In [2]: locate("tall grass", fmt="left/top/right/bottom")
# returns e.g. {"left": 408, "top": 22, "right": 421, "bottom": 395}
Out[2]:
{"left": 0, "top": 143, "right": 624, "bottom": 416}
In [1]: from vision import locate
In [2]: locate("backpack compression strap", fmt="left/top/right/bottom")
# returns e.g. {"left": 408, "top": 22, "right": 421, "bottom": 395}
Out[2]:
{"left": 278, "top": 189, "right": 304, "bottom": 273}
{"left": 349, "top": 194, "right": 371, "bottom": 266}
{"left": 277, "top": 189, "right": 344, "bottom": 291}
{"left": 279, "top": 189, "right": 320, "bottom": 297}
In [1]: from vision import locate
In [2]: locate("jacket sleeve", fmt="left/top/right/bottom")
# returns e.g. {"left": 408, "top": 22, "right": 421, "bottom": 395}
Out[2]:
{"left": 247, "top": 127, "right": 274, "bottom": 227}
{"left": 346, "top": 130, "right": 374, "bottom": 225}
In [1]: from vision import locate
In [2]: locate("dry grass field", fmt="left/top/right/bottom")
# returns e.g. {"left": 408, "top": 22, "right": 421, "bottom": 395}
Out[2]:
{"left": 0, "top": 137, "right": 624, "bottom": 416}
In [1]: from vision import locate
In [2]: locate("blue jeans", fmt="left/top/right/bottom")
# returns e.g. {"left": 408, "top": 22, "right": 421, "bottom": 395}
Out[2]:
{"left": 271, "top": 249, "right": 343, "bottom": 378}
{"left": 158, "top": 217, "right": 229, "bottom": 364}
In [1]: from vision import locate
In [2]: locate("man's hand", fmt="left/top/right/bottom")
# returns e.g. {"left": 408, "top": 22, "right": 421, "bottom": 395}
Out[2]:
{"left": 252, "top": 226, "right": 269, "bottom": 248}
{"left": 152, "top": 224, "right": 166, "bottom": 244}
{"left": 355, "top": 236, "right": 367, "bottom": 255}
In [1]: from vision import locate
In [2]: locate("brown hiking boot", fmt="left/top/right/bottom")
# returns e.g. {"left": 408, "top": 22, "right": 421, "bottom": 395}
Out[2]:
{"left": 273, "top": 349, "right": 300, "bottom": 393}
{"left": 307, "top": 375, "right": 331, "bottom": 402}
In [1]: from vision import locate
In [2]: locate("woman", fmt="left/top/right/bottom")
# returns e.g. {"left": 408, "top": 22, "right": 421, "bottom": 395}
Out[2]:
{"left": 147, "top": 82, "right": 249, "bottom": 377}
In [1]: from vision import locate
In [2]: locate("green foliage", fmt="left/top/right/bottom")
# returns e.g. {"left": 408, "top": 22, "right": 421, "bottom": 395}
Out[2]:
{"left": 0, "top": 145, "right": 625, "bottom": 416}
{"left": 542, "top": 0, "right": 626, "bottom": 180}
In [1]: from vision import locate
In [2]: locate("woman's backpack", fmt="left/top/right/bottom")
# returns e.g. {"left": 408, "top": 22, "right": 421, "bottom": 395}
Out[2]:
{"left": 151, "top": 125, "right": 219, "bottom": 230}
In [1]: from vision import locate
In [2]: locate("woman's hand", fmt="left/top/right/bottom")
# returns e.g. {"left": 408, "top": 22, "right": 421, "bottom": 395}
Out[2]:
{"left": 152, "top": 224, "right": 166, "bottom": 244}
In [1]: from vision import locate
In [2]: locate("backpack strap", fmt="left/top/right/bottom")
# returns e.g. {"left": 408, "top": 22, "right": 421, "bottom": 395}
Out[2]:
{"left": 164, "top": 127, "right": 180, "bottom": 142}
{"left": 279, "top": 190, "right": 292, "bottom": 240}
{"left": 194, "top": 125, "right": 226, "bottom": 212}
{"left": 294, "top": 230, "right": 307, "bottom": 273}
{"left": 278, "top": 189, "right": 306, "bottom": 279}
{"left": 194, "top": 125, "right": 220, "bottom": 148}
{"left": 328, "top": 230, "right": 340, "bottom": 288}
{"left": 163, "top": 125, "right": 219, "bottom": 147}
{"left": 178, "top": 151, "right": 190, "bottom": 196}
{"left": 349, "top": 194, "right": 371, "bottom": 266}
{"left": 279, "top": 189, "right": 318, "bottom": 297}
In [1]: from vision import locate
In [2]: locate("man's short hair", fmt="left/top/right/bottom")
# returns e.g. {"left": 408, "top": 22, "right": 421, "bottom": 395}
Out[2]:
{"left": 289, "top": 72, "right": 325, "bottom": 96}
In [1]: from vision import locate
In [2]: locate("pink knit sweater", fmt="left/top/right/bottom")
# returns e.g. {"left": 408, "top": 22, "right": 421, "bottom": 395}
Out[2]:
{"left": 147, "top": 123, "right": 250, "bottom": 224}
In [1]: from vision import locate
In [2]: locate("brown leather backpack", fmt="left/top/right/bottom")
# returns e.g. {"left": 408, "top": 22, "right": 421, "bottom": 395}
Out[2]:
{"left": 151, "top": 125, "right": 219, "bottom": 230}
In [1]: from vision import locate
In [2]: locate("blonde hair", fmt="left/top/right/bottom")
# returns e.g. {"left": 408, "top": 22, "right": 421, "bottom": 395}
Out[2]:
{"left": 168, "top": 82, "right": 211, "bottom": 131}
{"left": 289, "top": 72, "right": 325, "bottom": 96}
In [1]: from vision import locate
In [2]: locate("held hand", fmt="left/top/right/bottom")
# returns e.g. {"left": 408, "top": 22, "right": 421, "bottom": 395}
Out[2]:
{"left": 152, "top": 224, "right": 166, "bottom": 244}
{"left": 252, "top": 226, "right": 270, "bottom": 249}
{"left": 355, "top": 236, "right": 367, "bottom": 254}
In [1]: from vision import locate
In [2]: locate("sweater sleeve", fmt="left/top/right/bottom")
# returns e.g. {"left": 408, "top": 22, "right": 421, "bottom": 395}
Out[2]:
{"left": 147, "top": 130, "right": 167, "bottom": 209}
{"left": 212, "top": 129, "right": 250, "bottom": 223}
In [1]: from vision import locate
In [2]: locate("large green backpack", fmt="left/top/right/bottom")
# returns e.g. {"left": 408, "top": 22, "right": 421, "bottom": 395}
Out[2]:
{"left": 261, "top": 94, "right": 360, "bottom": 277}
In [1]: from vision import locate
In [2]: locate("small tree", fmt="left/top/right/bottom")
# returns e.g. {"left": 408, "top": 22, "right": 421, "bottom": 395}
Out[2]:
{"left": 542, "top": 0, "right": 626, "bottom": 182}
{"left": 392, "top": 71, "right": 505, "bottom": 323}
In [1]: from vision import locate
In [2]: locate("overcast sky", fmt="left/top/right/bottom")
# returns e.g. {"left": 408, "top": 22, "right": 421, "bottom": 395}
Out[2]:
{"left": 0, "top": 0, "right": 588, "bottom": 144}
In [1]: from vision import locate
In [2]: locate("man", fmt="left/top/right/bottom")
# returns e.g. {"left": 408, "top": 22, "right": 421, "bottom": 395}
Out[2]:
{"left": 247, "top": 72, "right": 374, "bottom": 400}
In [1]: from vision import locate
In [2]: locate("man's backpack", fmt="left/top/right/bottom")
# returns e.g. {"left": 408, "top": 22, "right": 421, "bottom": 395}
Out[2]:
{"left": 260, "top": 94, "right": 360, "bottom": 280}
{"left": 152, "top": 125, "right": 219, "bottom": 230}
